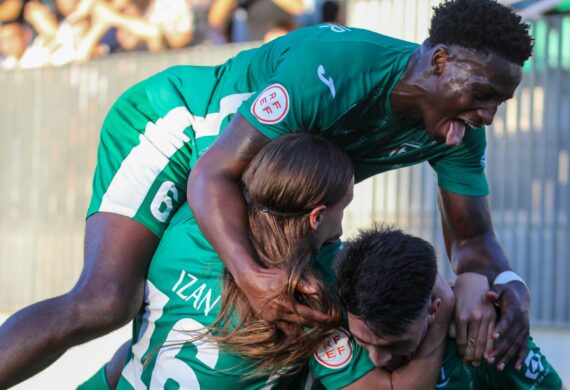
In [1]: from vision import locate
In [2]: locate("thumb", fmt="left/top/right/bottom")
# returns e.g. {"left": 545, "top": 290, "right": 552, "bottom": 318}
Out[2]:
{"left": 486, "top": 289, "right": 501, "bottom": 303}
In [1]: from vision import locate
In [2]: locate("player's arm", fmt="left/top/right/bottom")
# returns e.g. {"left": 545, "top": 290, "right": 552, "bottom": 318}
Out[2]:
{"left": 187, "top": 114, "right": 329, "bottom": 326}
{"left": 0, "top": 214, "right": 156, "bottom": 387}
{"left": 438, "top": 189, "right": 530, "bottom": 371}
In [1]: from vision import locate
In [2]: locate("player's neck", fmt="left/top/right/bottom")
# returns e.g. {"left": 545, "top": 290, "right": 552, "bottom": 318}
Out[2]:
{"left": 390, "top": 45, "right": 434, "bottom": 125}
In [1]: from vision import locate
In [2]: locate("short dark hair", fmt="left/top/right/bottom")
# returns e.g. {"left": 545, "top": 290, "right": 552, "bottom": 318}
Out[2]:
{"left": 429, "top": 0, "right": 533, "bottom": 66}
{"left": 336, "top": 225, "right": 437, "bottom": 336}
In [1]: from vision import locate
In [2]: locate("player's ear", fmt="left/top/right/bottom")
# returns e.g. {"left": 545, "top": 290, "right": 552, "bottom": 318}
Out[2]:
{"left": 431, "top": 46, "right": 451, "bottom": 76}
{"left": 309, "top": 205, "right": 327, "bottom": 232}
{"left": 427, "top": 297, "right": 441, "bottom": 324}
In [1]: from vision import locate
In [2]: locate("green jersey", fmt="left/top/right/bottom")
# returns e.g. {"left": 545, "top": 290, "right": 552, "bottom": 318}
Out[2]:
{"left": 88, "top": 24, "right": 487, "bottom": 236}
{"left": 116, "top": 205, "right": 374, "bottom": 389}
{"left": 434, "top": 338, "right": 563, "bottom": 390}
{"left": 307, "top": 338, "right": 563, "bottom": 390}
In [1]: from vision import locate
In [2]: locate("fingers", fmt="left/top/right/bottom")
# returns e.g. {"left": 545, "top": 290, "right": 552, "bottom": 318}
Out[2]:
{"left": 514, "top": 337, "right": 529, "bottom": 371}
{"left": 455, "top": 315, "right": 468, "bottom": 357}
{"left": 484, "top": 319, "right": 495, "bottom": 362}
{"left": 463, "top": 315, "right": 481, "bottom": 363}
{"left": 257, "top": 298, "right": 330, "bottom": 325}
{"left": 472, "top": 316, "right": 490, "bottom": 365}
{"left": 485, "top": 290, "right": 500, "bottom": 304}
{"left": 494, "top": 333, "right": 522, "bottom": 371}
{"left": 487, "top": 315, "right": 527, "bottom": 370}
{"left": 289, "top": 303, "right": 331, "bottom": 323}
{"left": 491, "top": 292, "right": 514, "bottom": 341}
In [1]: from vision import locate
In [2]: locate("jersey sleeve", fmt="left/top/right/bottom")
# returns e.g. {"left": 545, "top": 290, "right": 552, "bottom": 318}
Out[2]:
{"left": 428, "top": 126, "right": 489, "bottom": 196}
{"left": 490, "top": 337, "right": 563, "bottom": 389}
{"left": 238, "top": 42, "right": 378, "bottom": 140}
{"left": 309, "top": 329, "right": 376, "bottom": 389}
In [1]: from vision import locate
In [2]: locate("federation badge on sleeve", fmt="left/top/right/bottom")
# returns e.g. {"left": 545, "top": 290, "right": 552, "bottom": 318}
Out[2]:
{"left": 314, "top": 328, "right": 353, "bottom": 369}
{"left": 251, "top": 84, "right": 290, "bottom": 124}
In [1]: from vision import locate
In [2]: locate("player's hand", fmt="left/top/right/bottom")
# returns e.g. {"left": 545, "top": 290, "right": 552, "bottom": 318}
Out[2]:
{"left": 237, "top": 266, "right": 331, "bottom": 332}
{"left": 453, "top": 272, "right": 497, "bottom": 366}
{"left": 485, "top": 281, "right": 530, "bottom": 371}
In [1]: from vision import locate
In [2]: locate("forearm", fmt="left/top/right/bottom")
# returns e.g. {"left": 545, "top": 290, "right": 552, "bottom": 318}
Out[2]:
{"left": 438, "top": 190, "right": 512, "bottom": 283}
{"left": 187, "top": 116, "right": 269, "bottom": 284}
{"left": 450, "top": 231, "right": 512, "bottom": 282}
{"left": 188, "top": 165, "right": 260, "bottom": 282}
{"left": 0, "top": 294, "right": 111, "bottom": 387}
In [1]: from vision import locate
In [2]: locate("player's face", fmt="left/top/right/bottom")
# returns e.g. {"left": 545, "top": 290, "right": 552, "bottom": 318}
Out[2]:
{"left": 314, "top": 177, "right": 354, "bottom": 247}
{"left": 348, "top": 309, "right": 429, "bottom": 371}
{"left": 422, "top": 49, "right": 522, "bottom": 147}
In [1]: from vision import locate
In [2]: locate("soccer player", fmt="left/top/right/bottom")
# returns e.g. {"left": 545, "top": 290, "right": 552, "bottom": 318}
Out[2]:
{"left": 331, "top": 226, "right": 564, "bottom": 389}
{"left": 82, "top": 134, "right": 452, "bottom": 389}
{"left": 0, "top": 0, "right": 535, "bottom": 385}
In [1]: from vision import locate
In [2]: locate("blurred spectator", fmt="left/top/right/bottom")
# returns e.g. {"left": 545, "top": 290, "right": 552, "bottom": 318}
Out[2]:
{"left": 208, "top": 0, "right": 303, "bottom": 43}
{"left": 21, "top": 0, "right": 101, "bottom": 65}
{"left": 321, "top": 0, "right": 342, "bottom": 24}
{"left": 295, "top": 0, "right": 343, "bottom": 29}
{"left": 0, "top": 21, "right": 31, "bottom": 68}
{"left": 0, "top": 0, "right": 342, "bottom": 69}
{"left": 67, "top": 0, "right": 195, "bottom": 53}
{"left": 0, "top": 0, "right": 24, "bottom": 22}
{"left": 262, "top": 17, "right": 297, "bottom": 42}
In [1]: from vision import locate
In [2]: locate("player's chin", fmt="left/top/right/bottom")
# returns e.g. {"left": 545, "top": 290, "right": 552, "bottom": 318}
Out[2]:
{"left": 383, "top": 357, "right": 410, "bottom": 371}
{"left": 425, "top": 124, "right": 446, "bottom": 143}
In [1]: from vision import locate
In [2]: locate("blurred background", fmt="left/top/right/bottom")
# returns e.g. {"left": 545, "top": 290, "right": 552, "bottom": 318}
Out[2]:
{"left": 0, "top": 0, "right": 569, "bottom": 387}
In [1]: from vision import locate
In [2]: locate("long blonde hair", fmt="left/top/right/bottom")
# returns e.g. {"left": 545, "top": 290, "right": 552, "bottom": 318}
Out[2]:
{"left": 210, "top": 134, "right": 354, "bottom": 377}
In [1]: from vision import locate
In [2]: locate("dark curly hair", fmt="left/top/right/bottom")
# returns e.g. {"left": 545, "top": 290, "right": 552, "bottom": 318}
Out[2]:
{"left": 336, "top": 225, "right": 437, "bottom": 336}
{"left": 429, "top": 0, "right": 533, "bottom": 66}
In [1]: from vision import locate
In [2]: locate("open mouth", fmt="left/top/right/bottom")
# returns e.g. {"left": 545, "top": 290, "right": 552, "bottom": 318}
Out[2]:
{"left": 462, "top": 119, "right": 483, "bottom": 128}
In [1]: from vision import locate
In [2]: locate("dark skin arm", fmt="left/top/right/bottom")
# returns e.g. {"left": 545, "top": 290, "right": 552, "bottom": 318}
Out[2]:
{"left": 0, "top": 213, "right": 157, "bottom": 387}
{"left": 438, "top": 189, "right": 530, "bottom": 371}
{"left": 188, "top": 114, "right": 329, "bottom": 325}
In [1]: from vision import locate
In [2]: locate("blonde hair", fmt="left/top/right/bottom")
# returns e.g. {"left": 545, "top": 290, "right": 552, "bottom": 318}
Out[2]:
{"left": 209, "top": 134, "right": 354, "bottom": 377}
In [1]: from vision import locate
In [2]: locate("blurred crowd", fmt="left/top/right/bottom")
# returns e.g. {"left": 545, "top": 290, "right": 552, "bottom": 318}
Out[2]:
{"left": 0, "top": 0, "right": 343, "bottom": 69}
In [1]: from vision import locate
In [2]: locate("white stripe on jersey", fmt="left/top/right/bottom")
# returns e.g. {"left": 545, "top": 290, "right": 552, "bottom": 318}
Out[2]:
{"left": 99, "top": 106, "right": 191, "bottom": 217}
{"left": 98, "top": 92, "right": 253, "bottom": 219}
{"left": 192, "top": 92, "right": 254, "bottom": 138}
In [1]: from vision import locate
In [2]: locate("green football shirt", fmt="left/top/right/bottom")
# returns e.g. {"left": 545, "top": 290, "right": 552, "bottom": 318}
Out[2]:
{"left": 116, "top": 205, "right": 374, "bottom": 389}
{"left": 89, "top": 24, "right": 488, "bottom": 237}
{"left": 434, "top": 338, "right": 563, "bottom": 389}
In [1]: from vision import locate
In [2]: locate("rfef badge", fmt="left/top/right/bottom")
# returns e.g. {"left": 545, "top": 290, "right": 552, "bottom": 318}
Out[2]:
{"left": 314, "top": 328, "right": 353, "bottom": 369}
{"left": 251, "top": 84, "right": 290, "bottom": 124}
